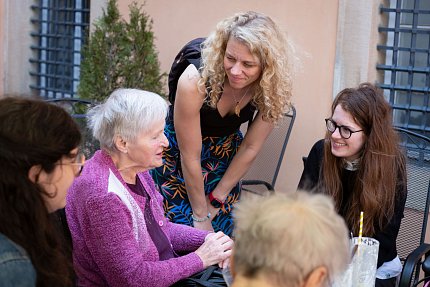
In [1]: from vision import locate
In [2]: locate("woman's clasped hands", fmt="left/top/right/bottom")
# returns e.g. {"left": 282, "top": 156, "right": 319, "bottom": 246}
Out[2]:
{"left": 195, "top": 231, "right": 233, "bottom": 269}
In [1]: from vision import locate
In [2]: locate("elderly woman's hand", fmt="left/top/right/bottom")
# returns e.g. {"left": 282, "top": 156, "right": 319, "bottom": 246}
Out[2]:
{"left": 219, "top": 256, "right": 230, "bottom": 269}
{"left": 195, "top": 231, "right": 234, "bottom": 268}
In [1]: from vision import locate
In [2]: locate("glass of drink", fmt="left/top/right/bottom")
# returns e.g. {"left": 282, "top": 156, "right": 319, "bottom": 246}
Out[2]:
{"left": 331, "top": 263, "right": 353, "bottom": 287}
{"left": 350, "top": 237, "right": 380, "bottom": 286}
{"left": 331, "top": 237, "right": 379, "bottom": 287}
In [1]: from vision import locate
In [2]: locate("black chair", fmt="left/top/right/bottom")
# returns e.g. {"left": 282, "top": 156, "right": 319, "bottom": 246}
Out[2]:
{"left": 395, "top": 127, "right": 430, "bottom": 287}
{"left": 398, "top": 243, "right": 430, "bottom": 287}
{"left": 239, "top": 106, "right": 296, "bottom": 196}
{"left": 45, "top": 98, "right": 99, "bottom": 158}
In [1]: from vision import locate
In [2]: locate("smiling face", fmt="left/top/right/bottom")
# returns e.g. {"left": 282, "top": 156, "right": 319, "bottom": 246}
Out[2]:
{"left": 223, "top": 37, "right": 262, "bottom": 90}
{"left": 329, "top": 105, "right": 366, "bottom": 161}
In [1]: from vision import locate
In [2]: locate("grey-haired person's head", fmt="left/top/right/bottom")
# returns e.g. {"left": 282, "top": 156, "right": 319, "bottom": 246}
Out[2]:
{"left": 233, "top": 191, "right": 349, "bottom": 287}
{"left": 88, "top": 88, "right": 168, "bottom": 152}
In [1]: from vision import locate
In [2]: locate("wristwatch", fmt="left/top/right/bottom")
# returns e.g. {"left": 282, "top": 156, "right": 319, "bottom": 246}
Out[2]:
{"left": 208, "top": 192, "right": 224, "bottom": 208}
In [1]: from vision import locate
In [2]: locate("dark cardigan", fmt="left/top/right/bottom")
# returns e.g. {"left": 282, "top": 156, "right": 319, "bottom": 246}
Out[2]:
{"left": 298, "top": 139, "right": 407, "bottom": 268}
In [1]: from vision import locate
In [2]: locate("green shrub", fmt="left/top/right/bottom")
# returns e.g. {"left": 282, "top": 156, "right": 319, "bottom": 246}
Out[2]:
{"left": 78, "top": 0, "right": 165, "bottom": 102}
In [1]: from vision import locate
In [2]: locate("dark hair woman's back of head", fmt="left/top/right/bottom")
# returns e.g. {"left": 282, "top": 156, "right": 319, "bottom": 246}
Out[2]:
{"left": 0, "top": 96, "right": 81, "bottom": 286}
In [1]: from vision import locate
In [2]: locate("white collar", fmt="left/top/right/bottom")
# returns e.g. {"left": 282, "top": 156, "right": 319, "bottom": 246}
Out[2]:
{"left": 343, "top": 158, "right": 360, "bottom": 171}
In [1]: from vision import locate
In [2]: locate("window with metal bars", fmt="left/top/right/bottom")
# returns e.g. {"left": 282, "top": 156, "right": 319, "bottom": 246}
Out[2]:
{"left": 29, "top": 0, "right": 90, "bottom": 99}
{"left": 377, "top": 0, "right": 430, "bottom": 138}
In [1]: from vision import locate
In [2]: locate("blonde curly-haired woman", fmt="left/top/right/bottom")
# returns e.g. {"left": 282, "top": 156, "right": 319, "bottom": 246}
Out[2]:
{"left": 152, "top": 11, "right": 293, "bottom": 236}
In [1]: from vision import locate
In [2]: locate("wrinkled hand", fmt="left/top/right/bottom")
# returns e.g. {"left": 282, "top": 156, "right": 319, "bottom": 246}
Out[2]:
{"left": 195, "top": 232, "right": 234, "bottom": 268}
{"left": 219, "top": 256, "right": 231, "bottom": 269}
{"left": 193, "top": 220, "right": 214, "bottom": 232}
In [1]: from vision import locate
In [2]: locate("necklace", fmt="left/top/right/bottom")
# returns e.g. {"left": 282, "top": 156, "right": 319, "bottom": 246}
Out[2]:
{"left": 232, "top": 86, "right": 251, "bottom": 117}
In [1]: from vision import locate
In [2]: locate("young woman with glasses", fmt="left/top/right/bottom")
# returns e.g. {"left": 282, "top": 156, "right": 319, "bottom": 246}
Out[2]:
{"left": 0, "top": 97, "right": 83, "bottom": 286}
{"left": 298, "top": 83, "right": 407, "bottom": 287}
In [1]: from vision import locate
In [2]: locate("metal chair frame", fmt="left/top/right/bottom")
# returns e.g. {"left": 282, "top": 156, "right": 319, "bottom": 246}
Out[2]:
{"left": 398, "top": 223, "right": 430, "bottom": 287}
{"left": 45, "top": 98, "right": 95, "bottom": 116}
{"left": 239, "top": 105, "right": 296, "bottom": 195}
{"left": 45, "top": 98, "right": 99, "bottom": 157}
{"left": 395, "top": 127, "right": 430, "bottom": 287}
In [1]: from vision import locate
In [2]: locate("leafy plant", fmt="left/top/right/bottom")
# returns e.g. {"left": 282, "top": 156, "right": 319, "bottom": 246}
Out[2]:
{"left": 78, "top": 0, "right": 165, "bottom": 102}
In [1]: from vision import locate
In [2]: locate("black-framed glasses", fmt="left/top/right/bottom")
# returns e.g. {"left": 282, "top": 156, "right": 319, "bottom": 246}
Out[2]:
{"left": 325, "top": 118, "right": 363, "bottom": 139}
{"left": 56, "top": 153, "right": 86, "bottom": 176}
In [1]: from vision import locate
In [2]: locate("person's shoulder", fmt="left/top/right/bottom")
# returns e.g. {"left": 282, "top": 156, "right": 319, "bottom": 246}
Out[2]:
{"left": 178, "top": 65, "right": 202, "bottom": 94}
{"left": 0, "top": 234, "right": 36, "bottom": 286}
{"left": 179, "top": 64, "right": 200, "bottom": 83}
{"left": 311, "top": 139, "right": 325, "bottom": 154}
{"left": 72, "top": 152, "right": 110, "bottom": 188}
{"left": 175, "top": 65, "right": 206, "bottom": 109}
{"left": 0, "top": 233, "right": 32, "bottom": 264}
{"left": 303, "top": 139, "right": 325, "bottom": 166}
{"left": 67, "top": 152, "right": 113, "bottom": 206}
{"left": 0, "top": 233, "right": 24, "bottom": 253}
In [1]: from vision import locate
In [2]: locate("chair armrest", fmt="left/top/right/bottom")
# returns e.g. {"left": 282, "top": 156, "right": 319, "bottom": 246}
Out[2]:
{"left": 240, "top": 180, "right": 274, "bottom": 196}
{"left": 398, "top": 243, "right": 430, "bottom": 287}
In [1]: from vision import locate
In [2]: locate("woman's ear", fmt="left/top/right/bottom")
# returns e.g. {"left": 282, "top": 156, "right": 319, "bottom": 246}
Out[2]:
{"left": 303, "top": 266, "right": 327, "bottom": 287}
{"left": 28, "top": 165, "right": 42, "bottom": 183}
{"left": 114, "top": 135, "right": 128, "bottom": 153}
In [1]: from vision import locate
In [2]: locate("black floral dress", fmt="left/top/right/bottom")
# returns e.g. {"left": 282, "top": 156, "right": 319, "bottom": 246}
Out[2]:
{"left": 151, "top": 101, "right": 256, "bottom": 236}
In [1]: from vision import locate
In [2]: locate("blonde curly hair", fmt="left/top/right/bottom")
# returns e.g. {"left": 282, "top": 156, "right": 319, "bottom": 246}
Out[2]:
{"left": 198, "top": 11, "right": 292, "bottom": 123}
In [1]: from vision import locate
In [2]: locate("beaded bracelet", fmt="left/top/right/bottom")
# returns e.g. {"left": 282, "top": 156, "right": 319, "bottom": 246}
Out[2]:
{"left": 191, "top": 212, "right": 211, "bottom": 222}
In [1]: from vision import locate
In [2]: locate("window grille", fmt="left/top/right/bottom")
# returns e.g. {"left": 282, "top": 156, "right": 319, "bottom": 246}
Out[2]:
{"left": 377, "top": 0, "right": 430, "bottom": 138}
{"left": 29, "top": 0, "right": 90, "bottom": 98}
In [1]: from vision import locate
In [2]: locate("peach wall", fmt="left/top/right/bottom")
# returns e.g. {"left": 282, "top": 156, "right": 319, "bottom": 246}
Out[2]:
{"left": 0, "top": 0, "right": 34, "bottom": 96}
{"left": 333, "top": 0, "right": 384, "bottom": 94}
{"left": 116, "top": 0, "right": 340, "bottom": 193}
{"left": 0, "top": 0, "right": 6, "bottom": 96}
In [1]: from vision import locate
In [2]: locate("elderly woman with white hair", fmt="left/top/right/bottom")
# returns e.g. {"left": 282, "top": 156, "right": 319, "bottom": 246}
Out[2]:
{"left": 231, "top": 191, "right": 350, "bottom": 287}
{"left": 66, "top": 89, "right": 233, "bottom": 287}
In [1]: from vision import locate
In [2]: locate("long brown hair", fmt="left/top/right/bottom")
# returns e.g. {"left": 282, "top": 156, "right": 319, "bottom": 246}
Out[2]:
{"left": 321, "top": 83, "right": 406, "bottom": 236}
{"left": 0, "top": 97, "right": 81, "bottom": 286}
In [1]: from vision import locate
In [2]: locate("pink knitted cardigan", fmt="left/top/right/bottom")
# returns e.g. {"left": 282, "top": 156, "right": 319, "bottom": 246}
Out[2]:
{"left": 66, "top": 150, "right": 209, "bottom": 286}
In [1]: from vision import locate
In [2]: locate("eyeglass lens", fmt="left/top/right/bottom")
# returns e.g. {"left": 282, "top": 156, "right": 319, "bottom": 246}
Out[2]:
{"left": 325, "top": 119, "right": 352, "bottom": 139}
{"left": 76, "top": 153, "right": 85, "bottom": 164}
{"left": 76, "top": 153, "right": 85, "bottom": 175}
